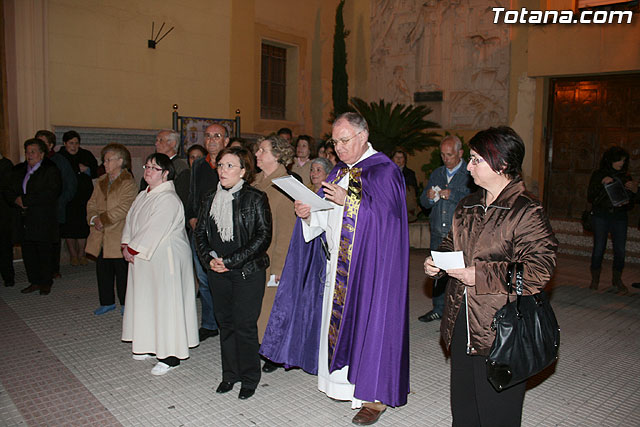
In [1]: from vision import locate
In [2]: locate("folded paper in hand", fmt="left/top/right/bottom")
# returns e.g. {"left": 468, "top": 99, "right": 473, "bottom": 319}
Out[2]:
{"left": 271, "top": 176, "right": 334, "bottom": 212}
{"left": 431, "top": 251, "right": 465, "bottom": 270}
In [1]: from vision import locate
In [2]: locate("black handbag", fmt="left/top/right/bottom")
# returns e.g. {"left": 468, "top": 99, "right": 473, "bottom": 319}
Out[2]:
{"left": 486, "top": 262, "right": 560, "bottom": 392}
{"left": 581, "top": 210, "right": 593, "bottom": 232}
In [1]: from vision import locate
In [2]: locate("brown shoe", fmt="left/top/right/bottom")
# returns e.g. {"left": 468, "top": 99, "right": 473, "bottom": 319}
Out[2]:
{"left": 21, "top": 284, "right": 40, "bottom": 294}
{"left": 352, "top": 406, "right": 386, "bottom": 425}
{"left": 39, "top": 285, "right": 51, "bottom": 295}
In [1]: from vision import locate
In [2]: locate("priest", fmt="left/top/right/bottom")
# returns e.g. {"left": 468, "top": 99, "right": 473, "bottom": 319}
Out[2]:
{"left": 261, "top": 112, "right": 409, "bottom": 425}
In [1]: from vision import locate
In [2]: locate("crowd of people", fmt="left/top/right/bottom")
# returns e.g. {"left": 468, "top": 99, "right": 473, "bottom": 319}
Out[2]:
{"left": 0, "top": 117, "right": 580, "bottom": 425}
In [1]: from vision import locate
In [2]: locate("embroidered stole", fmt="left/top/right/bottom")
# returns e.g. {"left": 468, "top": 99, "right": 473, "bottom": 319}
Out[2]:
{"left": 328, "top": 167, "right": 362, "bottom": 365}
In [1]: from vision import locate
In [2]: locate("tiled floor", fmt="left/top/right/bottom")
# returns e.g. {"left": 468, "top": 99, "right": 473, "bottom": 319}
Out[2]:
{"left": 1, "top": 250, "right": 639, "bottom": 426}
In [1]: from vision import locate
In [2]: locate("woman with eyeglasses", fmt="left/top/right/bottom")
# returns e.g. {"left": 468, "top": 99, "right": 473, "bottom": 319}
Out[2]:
{"left": 121, "top": 153, "right": 199, "bottom": 376}
{"left": 424, "top": 127, "right": 558, "bottom": 426}
{"left": 194, "top": 147, "right": 272, "bottom": 400}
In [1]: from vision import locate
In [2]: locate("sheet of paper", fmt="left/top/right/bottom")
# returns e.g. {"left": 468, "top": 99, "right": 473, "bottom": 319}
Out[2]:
{"left": 431, "top": 185, "right": 441, "bottom": 203}
{"left": 271, "top": 176, "right": 333, "bottom": 212}
{"left": 431, "top": 251, "right": 465, "bottom": 270}
{"left": 267, "top": 274, "right": 278, "bottom": 287}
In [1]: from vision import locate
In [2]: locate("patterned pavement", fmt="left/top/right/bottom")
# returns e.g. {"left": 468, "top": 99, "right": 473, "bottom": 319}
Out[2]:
{"left": 1, "top": 250, "right": 639, "bottom": 426}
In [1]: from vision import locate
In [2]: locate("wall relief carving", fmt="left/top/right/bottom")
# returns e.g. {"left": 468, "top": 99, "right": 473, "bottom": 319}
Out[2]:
{"left": 370, "top": 0, "right": 510, "bottom": 129}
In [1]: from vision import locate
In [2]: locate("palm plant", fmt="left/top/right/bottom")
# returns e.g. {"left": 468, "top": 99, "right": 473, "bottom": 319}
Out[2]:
{"left": 349, "top": 97, "right": 441, "bottom": 155}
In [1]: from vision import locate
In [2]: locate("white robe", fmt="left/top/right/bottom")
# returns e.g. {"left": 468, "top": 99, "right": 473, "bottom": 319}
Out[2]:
{"left": 301, "top": 145, "right": 377, "bottom": 408}
{"left": 121, "top": 181, "right": 199, "bottom": 359}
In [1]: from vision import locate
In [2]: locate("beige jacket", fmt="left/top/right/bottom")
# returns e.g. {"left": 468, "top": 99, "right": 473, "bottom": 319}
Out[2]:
{"left": 253, "top": 164, "right": 297, "bottom": 339}
{"left": 85, "top": 170, "right": 138, "bottom": 258}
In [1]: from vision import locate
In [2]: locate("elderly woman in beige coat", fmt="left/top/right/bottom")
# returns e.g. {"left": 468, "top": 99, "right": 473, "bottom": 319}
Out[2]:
{"left": 86, "top": 143, "right": 137, "bottom": 316}
{"left": 253, "top": 134, "right": 297, "bottom": 373}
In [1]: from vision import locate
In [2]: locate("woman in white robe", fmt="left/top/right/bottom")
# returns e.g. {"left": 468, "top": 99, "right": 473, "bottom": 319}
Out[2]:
{"left": 121, "top": 153, "right": 198, "bottom": 376}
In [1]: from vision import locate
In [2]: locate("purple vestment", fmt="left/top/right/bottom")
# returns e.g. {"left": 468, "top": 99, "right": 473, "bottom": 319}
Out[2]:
{"left": 260, "top": 152, "right": 410, "bottom": 407}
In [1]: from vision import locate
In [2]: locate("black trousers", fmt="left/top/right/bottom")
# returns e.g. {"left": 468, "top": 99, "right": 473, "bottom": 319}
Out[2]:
{"left": 22, "top": 241, "right": 54, "bottom": 287}
{"left": 450, "top": 304, "right": 526, "bottom": 427}
{"left": 0, "top": 228, "right": 14, "bottom": 285}
{"left": 209, "top": 269, "right": 265, "bottom": 390}
{"left": 96, "top": 252, "right": 128, "bottom": 306}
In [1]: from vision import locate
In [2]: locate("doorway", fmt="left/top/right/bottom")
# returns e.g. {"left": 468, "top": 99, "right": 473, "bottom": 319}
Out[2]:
{"left": 544, "top": 74, "right": 640, "bottom": 221}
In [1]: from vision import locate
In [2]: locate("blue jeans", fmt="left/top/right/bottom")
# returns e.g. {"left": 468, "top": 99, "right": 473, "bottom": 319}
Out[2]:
{"left": 430, "top": 231, "right": 447, "bottom": 315}
{"left": 191, "top": 234, "right": 218, "bottom": 330}
{"left": 590, "top": 213, "right": 627, "bottom": 272}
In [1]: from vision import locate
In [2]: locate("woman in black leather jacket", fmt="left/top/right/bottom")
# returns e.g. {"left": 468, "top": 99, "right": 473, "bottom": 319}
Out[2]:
{"left": 587, "top": 146, "right": 636, "bottom": 294}
{"left": 195, "top": 146, "right": 272, "bottom": 400}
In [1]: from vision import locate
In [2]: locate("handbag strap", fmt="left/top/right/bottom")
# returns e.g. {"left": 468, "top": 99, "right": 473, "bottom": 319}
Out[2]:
{"left": 514, "top": 263, "right": 524, "bottom": 296}
{"left": 506, "top": 262, "right": 524, "bottom": 296}
{"left": 506, "top": 262, "right": 524, "bottom": 313}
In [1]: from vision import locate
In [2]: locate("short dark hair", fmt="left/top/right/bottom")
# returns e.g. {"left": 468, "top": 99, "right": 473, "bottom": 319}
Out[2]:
{"left": 468, "top": 126, "right": 524, "bottom": 180}
{"left": 35, "top": 130, "right": 56, "bottom": 147}
{"left": 391, "top": 150, "right": 408, "bottom": 163}
{"left": 145, "top": 152, "right": 175, "bottom": 181}
{"left": 227, "top": 137, "right": 247, "bottom": 149}
{"left": 63, "top": 130, "right": 81, "bottom": 143}
{"left": 24, "top": 138, "right": 48, "bottom": 154}
{"left": 600, "top": 146, "right": 629, "bottom": 172}
{"left": 295, "top": 135, "right": 317, "bottom": 158}
{"left": 277, "top": 127, "right": 293, "bottom": 138}
{"left": 187, "top": 144, "right": 207, "bottom": 157}
{"left": 216, "top": 146, "right": 256, "bottom": 184}
{"left": 101, "top": 143, "right": 132, "bottom": 171}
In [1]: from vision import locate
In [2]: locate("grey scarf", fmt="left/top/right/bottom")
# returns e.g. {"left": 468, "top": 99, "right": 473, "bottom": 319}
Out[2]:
{"left": 210, "top": 179, "right": 244, "bottom": 242}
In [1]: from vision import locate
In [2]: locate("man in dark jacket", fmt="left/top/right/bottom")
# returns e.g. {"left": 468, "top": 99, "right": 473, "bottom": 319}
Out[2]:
{"left": 418, "top": 135, "right": 472, "bottom": 322}
{"left": 35, "top": 130, "right": 77, "bottom": 278}
{"left": 7, "top": 139, "right": 62, "bottom": 295}
{"left": 186, "top": 123, "right": 228, "bottom": 341}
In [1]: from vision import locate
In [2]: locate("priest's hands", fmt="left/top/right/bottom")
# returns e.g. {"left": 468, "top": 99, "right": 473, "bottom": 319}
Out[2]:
{"left": 294, "top": 200, "right": 311, "bottom": 220}
{"left": 322, "top": 182, "right": 347, "bottom": 206}
{"left": 210, "top": 258, "right": 229, "bottom": 273}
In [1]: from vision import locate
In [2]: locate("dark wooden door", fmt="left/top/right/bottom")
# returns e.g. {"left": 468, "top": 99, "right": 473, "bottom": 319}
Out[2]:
{"left": 544, "top": 74, "right": 640, "bottom": 220}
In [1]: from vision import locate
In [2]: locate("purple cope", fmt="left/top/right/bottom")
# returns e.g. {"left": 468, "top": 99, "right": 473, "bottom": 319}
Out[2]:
{"left": 260, "top": 152, "right": 410, "bottom": 407}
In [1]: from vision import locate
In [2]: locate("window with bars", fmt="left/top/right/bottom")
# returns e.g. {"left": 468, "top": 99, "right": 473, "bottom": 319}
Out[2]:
{"left": 261, "top": 43, "right": 287, "bottom": 120}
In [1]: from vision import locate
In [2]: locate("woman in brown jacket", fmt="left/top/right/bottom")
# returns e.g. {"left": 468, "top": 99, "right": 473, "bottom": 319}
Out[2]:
{"left": 253, "top": 134, "right": 296, "bottom": 373}
{"left": 86, "top": 144, "right": 137, "bottom": 315}
{"left": 424, "top": 127, "right": 558, "bottom": 427}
